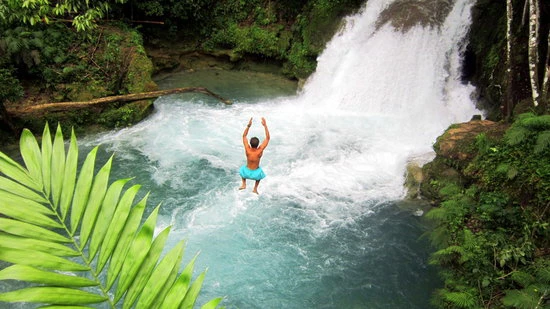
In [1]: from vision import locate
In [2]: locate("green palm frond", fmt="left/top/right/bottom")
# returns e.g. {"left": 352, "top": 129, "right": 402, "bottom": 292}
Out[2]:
{"left": 0, "top": 124, "right": 223, "bottom": 308}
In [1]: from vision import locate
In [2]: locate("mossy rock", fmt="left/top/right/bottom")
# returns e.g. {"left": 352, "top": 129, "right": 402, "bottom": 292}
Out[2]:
{"left": 96, "top": 100, "right": 154, "bottom": 128}
{"left": 433, "top": 120, "right": 508, "bottom": 168}
{"left": 419, "top": 157, "right": 464, "bottom": 203}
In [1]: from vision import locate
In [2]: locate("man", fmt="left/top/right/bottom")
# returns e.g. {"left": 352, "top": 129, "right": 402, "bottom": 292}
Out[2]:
{"left": 239, "top": 117, "right": 270, "bottom": 194}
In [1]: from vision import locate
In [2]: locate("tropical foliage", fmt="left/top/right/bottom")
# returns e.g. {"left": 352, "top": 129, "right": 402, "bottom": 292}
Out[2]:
{"left": 0, "top": 0, "right": 127, "bottom": 31}
{"left": 0, "top": 124, "right": 222, "bottom": 308}
{"left": 426, "top": 113, "right": 550, "bottom": 308}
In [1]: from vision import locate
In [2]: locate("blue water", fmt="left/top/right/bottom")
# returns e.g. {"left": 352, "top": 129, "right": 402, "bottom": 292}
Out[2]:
{"left": 80, "top": 69, "right": 441, "bottom": 308}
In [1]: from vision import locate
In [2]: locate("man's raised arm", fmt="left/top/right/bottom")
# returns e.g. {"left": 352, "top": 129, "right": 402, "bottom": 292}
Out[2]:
{"left": 243, "top": 117, "right": 252, "bottom": 147}
{"left": 259, "top": 117, "right": 270, "bottom": 149}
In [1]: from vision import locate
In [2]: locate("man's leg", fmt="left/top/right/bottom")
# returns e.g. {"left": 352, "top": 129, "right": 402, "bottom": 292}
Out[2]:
{"left": 252, "top": 180, "right": 260, "bottom": 194}
{"left": 239, "top": 178, "right": 247, "bottom": 190}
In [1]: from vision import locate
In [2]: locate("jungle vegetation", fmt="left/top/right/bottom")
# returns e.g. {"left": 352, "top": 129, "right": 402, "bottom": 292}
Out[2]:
{"left": 423, "top": 0, "right": 550, "bottom": 307}
{"left": 425, "top": 113, "right": 550, "bottom": 308}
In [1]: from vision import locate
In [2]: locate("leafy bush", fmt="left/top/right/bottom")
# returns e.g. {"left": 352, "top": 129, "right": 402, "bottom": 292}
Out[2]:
{"left": 426, "top": 114, "right": 550, "bottom": 308}
{"left": 0, "top": 68, "right": 23, "bottom": 103}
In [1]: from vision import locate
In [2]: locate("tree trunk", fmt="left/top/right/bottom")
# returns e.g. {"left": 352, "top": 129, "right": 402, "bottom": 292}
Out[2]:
{"left": 0, "top": 102, "right": 17, "bottom": 134}
{"left": 528, "top": 0, "right": 541, "bottom": 107}
{"left": 505, "top": 0, "right": 514, "bottom": 120}
{"left": 542, "top": 30, "right": 550, "bottom": 112}
{"left": 13, "top": 87, "right": 231, "bottom": 114}
{"left": 521, "top": 0, "right": 529, "bottom": 28}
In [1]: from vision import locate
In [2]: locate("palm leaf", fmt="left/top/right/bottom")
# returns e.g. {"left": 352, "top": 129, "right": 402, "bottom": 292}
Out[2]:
{"left": 41, "top": 124, "right": 52, "bottom": 198}
{"left": 0, "top": 124, "right": 221, "bottom": 308}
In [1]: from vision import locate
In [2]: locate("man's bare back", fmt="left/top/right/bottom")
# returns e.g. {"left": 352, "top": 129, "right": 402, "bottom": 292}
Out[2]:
{"left": 239, "top": 117, "right": 270, "bottom": 194}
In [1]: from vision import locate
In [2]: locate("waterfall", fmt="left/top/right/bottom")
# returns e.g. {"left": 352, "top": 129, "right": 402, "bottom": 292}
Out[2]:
{"left": 80, "top": 0, "right": 481, "bottom": 307}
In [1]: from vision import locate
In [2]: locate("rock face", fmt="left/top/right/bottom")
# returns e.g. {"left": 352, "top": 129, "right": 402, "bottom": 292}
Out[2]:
{"left": 434, "top": 119, "right": 508, "bottom": 162}
{"left": 419, "top": 119, "right": 509, "bottom": 202}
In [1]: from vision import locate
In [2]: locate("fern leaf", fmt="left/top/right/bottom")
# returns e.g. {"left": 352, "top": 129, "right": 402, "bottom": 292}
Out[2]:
{"left": 444, "top": 291, "right": 478, "bottom": 308}
{"left": 516, "top": 112, "right": 537, "bottom": 121}
{"left": 425, "top": 207, "right": 448, "bottom": 221}
{"left": 535, "top": 261, "right": 550, "bottom": 284}
{"left": 510, "top": 271, "right": 535, "bottom": 287}
{"left": 430, "top": 245, "right": 465, "bottom": 265}
{"left": 505, "top": 126, "right": 530, "bottom": 146}
{"left": 520, "top": 115, "right": 550, "bottom": 130}
{"left": 534, "top": 130, "right": 550, "bottom": 154}
{"left": 502, "top": 289, "right": 540, "bottom": 309}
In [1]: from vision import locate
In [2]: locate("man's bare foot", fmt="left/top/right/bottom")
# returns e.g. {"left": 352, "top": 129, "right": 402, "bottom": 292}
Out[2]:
{"left": 239, "top": 186, "right": 246, "bottom": 190}
{"left": 252, "top": 189, "right": 259, "bottom": 194}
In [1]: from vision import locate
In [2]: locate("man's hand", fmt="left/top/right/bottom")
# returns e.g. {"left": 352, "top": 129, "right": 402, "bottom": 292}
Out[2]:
{"left": 261, "top": 117, "right": 267, "bottom": 127}
{"left": 248, "top": 118, "right": 253, "bottom": 127}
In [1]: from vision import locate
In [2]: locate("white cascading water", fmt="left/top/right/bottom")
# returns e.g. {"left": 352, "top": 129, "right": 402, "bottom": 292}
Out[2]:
{"left": 74, "top": 0, "right": 482, "bottom": 307}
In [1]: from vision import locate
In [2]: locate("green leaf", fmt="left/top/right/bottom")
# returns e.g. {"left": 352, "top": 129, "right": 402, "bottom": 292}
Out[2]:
{"left": 0, "top": 233, "right": 78, "bottom": 256}
{"left": 38, "top": 305, "right": 94, "bottom": 309}
{"left": 51, "top": 124, "right": 66, "bottom": 207}
{"left": 0, "top": 151, "right": 38, "bottom": 191}
{"left": 0, "top": 218, "right": 71, "bottom": 243}
{"left": 20, "top": 128, "right": 43, "bottom": 191}
{"left": 60, "top": 128, "right": 78, "bottom": 219}
{"left": 0, "top": 191, "right": 61, "bottom": 228}
{"left": 38, "top": 305, "right": 93, "bottom": 309}
{"left": 107, "top": 193, "right": 148, "bottom": 290}
{"left": 0, "top": 175, "right": 49, "bottom": 203}
{"left": 180, "top": 270, "right": 207, "bottom": 309}
{"left": 534, "top": 130, "right": 550, "bottom": 153}
{"left": 0, "top": 247, "right": 88, "bottom": 271}
{"left": 88, "top": 177, "right": 131, "bottom": 260}
{"left": 444, "top": 291, "right": 477, "bottom": 308}
{"left": 70, "top": 146, "right": 98, "bottom": 234}
{"left": 0, "top": 265, "right": 97, "bottom": 287}
{"left": 162, "top": 253, "right": 199, "bottom": 308}
{"left": 0, "top": 189, "right": 54, "bottom": 215}
{"left": 123, "top": 227, "right": 171, "bottom": 309}
{"left": 0, "top": 124, "right": 217, "bottom": 308}
{"left": 151, "top": 241, "right": 187, "bottom": 309}
{"left": 115, "top": 205, "right": 160, "bottom": 302}
{"left": 201, "top": 297, "right": 223, "bottom": 309}
{"left": 502, "top": 289, "right": 539, "bottom": 309}
{"left": 0, "top": 287, "right": 106, "bottom": 304}
{"left": 41, "top": 122, "right": 52, "bottom": 198}
{"left": 97, "top": 184, "right": 141, "bottom": 272}
{"left": 79, "top": 155, "right": 113, "bottom": 249}
{"left": 135, "top": 240, "right": 185, "bottom": 309}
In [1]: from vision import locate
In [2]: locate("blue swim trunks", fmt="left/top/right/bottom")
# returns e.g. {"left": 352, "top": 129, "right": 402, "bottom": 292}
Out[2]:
{"left": 239, "top": 165, "right": 266, "bottom": 181}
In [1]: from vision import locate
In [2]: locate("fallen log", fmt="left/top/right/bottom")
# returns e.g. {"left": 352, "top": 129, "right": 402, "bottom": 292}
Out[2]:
{"left": 16, "top": 87, "right": 231, "bottom": 114}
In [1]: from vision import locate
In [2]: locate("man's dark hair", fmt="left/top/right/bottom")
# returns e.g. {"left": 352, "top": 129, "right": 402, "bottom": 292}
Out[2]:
{"left": 250, "top": 137, "right": 260, "bottom": 148}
